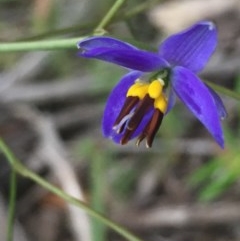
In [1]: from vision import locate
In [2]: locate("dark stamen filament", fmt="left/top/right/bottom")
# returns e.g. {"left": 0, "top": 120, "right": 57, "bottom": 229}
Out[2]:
{"left": 114, "top": 85, "right": 165, "bottom": 147}
{"left": 127, "top": 94, "right": 153, "bottom": 131}
{"left": 136, "top": 109, "right": 164, "bottom": 148}
{"left": 120, "top": 129, "right": 135, "bottom": 145}
{"left": 113, "top": 96, "right": 138, "bottom": 127}
{"left": 120, "top": 94, "right": 154, "bottom": 145}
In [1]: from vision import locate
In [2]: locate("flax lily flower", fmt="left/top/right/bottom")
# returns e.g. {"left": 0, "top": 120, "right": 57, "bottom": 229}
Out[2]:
{"left": 77, "top": 21, "right": 226, "bottom": 148}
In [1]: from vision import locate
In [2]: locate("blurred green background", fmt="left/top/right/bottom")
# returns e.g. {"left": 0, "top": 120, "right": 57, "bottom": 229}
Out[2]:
{"left": 0, "top": 0, "right": 240, "bottom": 241}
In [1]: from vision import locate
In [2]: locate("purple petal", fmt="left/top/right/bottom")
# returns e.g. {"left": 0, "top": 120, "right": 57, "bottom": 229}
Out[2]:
{"left": 102, "top": 71, "right": 154, "bottom": 144}
{"left": 77, "top": 36, "right": 168, "bottom": 72}
{"left": 159, "top": 21, "right": 217, "bottom": 73}
{"left": 165, "top": 87, "right": 176, "bottom": 114}
{"left": 102, "top": 71, "right": 141, "bottom": 142}
{"left": 206, "top": 84, "right": 227, "bottom": 119}
{"left": 78, "top": 36, "right": 140, "bottom": 49}
{"left": 171, "top": 66, "right": 224, "bottom": 148}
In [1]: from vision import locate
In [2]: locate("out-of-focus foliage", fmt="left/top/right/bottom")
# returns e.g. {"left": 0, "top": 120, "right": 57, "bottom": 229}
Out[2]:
{"left": 188, "top": 76, "right": 240, "bottom": 201}
{"left": 1, "top": 0, "right": 240, "bottom": 241}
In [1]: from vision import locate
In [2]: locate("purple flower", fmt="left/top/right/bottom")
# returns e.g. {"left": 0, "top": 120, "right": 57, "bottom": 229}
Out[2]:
{"left": 77, "top": 21, "right": 226, "bottom": 148}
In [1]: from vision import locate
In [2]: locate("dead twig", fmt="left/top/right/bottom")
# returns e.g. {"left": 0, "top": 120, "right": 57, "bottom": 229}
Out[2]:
{"left": 0, "top": 77, "right": 109, "bottom": 104}
{"left": 52, "top": 103, "right": 103, "bottom": 130}
{"left": 115, "top": 202, "right": 240, "bottom": 229}
{"left": 0, "top": 52, "right": 49, "bottom": 93}
{"left": 14, "top": 105, "right": 92, "bottom": 241}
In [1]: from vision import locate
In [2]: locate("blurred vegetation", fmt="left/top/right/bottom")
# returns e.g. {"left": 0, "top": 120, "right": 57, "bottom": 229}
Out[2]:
{"left": 0, "top": 0, "right": 240, "bottom": 241}
{"left": 188, "top": 76, "right": 240, "bottom": 202}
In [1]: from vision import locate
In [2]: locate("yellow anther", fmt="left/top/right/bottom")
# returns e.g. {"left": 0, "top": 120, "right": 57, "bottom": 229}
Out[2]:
{"left": 148, "top": 80, "right": 164, "bottom": 99}
{"left": 154, "top": 95, "right": 168, "bottom": 113}
{"left": 127, "top": 82, "right": 149, "bottom": 99}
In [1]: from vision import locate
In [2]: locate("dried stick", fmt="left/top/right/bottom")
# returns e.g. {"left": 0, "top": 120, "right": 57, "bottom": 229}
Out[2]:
{"left": 15, "top": 106, "right": 92, "bottom": 241}
{"left": 116, "top": 202, "right": 240, "bottom": 229}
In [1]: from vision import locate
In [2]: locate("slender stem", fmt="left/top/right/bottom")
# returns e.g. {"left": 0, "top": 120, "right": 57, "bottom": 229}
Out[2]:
{"left": 19, "top": 0, "right": 160, "bottom": 42}
{"left": 21, "top": 23, "right": 96, "bottom": 41}
{"left": 0, "top": 0, "right": 159, "bottom": 53}
{"left": 7, "top": 169, "right": 17, "bottom": 241}
{"left": 0, "top": 37, "right": 84, "bottom": 52}
{"left": 205, "top": 80, "right": 240, "bottom": 101}
{"left": 124, "top": 0, "right": 160, "bottom": 18}
{"left": 0, "top": 139, "right": 144, "bottom": 241}
{"left": 95, "top": 0, "right": 128, "bottom": 32}
{"left": 0, "top": 0, "right": 128, "bottom": 52}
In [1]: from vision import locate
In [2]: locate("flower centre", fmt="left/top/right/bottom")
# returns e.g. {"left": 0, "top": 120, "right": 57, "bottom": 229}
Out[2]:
{"left": 113, "top": 78, "right": 168, "bottom": 148}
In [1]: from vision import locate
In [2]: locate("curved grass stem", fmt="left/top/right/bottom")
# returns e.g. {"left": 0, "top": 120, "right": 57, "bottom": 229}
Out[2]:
{"left": 0, "top": 138, "right": 144, "bottom": 241}
{"left": 0, "top": 37, "right": 84, "bottom": 52}
{"left": 0, "top": 0, "right": 128, "bottom": 52}
{"left": 94, "top": 0, "right": 128, "bottom": 32}
{"left": 7, "top": 169, "right": 17, "bottom": 241}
